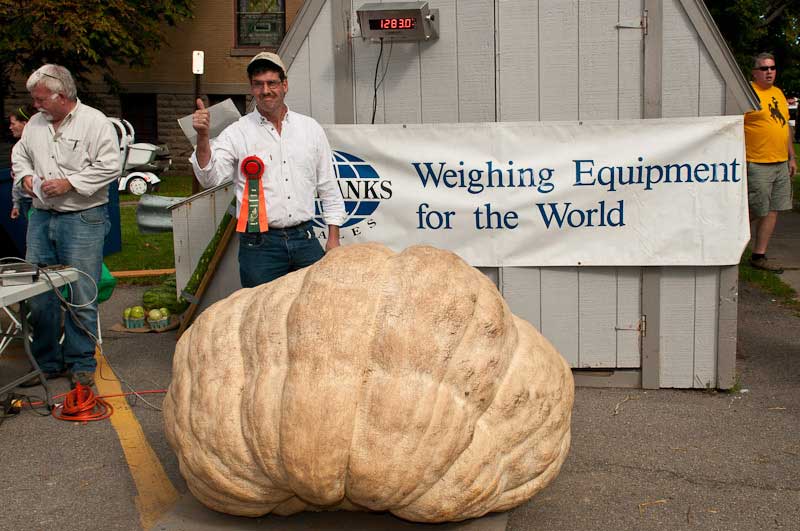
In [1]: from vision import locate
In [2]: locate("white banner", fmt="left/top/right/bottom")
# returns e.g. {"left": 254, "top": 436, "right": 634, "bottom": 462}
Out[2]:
{"left": 316, "top": 116, "right": 749, "bottom": 267}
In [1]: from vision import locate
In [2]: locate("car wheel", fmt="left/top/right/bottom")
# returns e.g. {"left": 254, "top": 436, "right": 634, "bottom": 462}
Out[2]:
{"left": 127, "top": 176, "right": 149, "bottom": 196}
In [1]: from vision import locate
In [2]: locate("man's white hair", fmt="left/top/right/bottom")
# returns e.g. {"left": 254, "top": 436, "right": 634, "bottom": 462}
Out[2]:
{"left": 26, "top": 64, "right": 77, "bottom": 100}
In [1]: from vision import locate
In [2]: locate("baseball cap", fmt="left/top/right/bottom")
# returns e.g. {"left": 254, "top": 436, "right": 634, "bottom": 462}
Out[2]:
{"left": 247, "top": 52, "right": 286, "bottom": 77}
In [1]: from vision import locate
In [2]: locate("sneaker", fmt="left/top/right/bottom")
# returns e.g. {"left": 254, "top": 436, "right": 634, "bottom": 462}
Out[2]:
{"left": 750, "top": 256, "right": 784, "bottom": 274}
{"left": 69, "top": 371, "right": 95, "bottom": 388}
{"left": 18, "top": 371, "right": 66, "bottom": 388}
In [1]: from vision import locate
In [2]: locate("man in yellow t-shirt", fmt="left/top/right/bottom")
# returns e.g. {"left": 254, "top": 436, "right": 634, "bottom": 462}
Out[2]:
{"left": 744, "top": 52, "right": 797, "bottom": 273}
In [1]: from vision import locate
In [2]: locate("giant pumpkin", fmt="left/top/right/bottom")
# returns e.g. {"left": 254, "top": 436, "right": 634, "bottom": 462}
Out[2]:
{"left": 164, "top": 243, "right": 574, "bottom": 523}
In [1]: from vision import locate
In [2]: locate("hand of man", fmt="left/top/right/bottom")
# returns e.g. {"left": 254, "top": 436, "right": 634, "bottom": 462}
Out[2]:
{"left": 790, "top": 158, "right": 797, "bottom": 176}
{"left": 10, "top": 207, "right": 19, "bottom": 220}
{"left": 22, "top": 175, "right": 34, "bottom": 196}
{"left": 325, "top": 238, "right": 341, "bottom": 252}
{"left": 192, "top": 99, "right": 210, "bottom": 137}
{"left": 41, "top": 178, "right": 73, "bottom": 197}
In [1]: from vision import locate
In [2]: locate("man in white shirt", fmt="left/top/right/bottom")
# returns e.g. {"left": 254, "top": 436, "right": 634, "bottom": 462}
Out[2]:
{"left": 190, "top": 52, "right": 345, "bottom": 288}
{"left": 12, "top": 64, "right": 120, "bottom": 389}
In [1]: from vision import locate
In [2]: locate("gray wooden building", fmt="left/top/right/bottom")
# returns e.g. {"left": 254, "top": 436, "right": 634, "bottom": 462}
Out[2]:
{"left": 171, "top": 0, "right": 758, "bottom": 389}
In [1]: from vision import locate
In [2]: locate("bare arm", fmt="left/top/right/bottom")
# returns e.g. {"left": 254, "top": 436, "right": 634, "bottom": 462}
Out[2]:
{"left": 326, "top": 225, "right": 340, "bottom": 251}
{"left": 788, "top": 126, "right": 797, "bottom": 176}
{"left": 193, "top": 98, "right": 211, "bottom": 167}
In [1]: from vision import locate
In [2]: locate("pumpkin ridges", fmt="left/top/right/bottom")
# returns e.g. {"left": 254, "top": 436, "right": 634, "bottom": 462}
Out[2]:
{"left": 346, "top": 246, "right": 511, "bottom": 511}
{"left": 279, "top": 243, "right": 393, "bottom": 506}
{"left": 165, "top": 243, "right": 574, "bottom": 522}
{"left": 395, "top": 316, "right": 573, "bottom": 522}
{"left": 243, "top": 271, "right": 308, "bottom": 496}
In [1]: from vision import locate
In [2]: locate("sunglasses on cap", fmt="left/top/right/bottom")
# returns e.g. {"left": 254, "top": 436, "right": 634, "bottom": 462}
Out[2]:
{"left": 756, "top": 65, "right": 776, "bottom": 71}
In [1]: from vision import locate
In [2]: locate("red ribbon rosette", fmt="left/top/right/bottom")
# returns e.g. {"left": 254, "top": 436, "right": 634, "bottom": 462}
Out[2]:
{"left": 236, "top": 155, "right": 269, "bottom": 233}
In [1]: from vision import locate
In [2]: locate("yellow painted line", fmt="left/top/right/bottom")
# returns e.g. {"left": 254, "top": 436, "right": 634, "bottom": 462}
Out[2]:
{"left": 95, "top": 348, "right": 178, "bottom": 529}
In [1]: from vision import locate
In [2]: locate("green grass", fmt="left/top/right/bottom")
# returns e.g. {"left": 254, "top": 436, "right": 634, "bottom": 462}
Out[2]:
{"left": 739, "top": 249, "right": 799, "bottom": 311}
{"left": 104, "top": 205, "right": 175, "bottom": 281}
{"left": 118, "top": 174, "right": 194, "bottom": 202}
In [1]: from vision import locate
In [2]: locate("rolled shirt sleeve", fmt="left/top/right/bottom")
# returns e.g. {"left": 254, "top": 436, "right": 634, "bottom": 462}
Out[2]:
{"left": 314, "top": 125, "right": 346, "bottom": 227}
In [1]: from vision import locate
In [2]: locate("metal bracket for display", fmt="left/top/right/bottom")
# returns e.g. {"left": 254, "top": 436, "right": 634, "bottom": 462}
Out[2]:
{"left": 357, "top": 2, "right": 439, "bottom": 42}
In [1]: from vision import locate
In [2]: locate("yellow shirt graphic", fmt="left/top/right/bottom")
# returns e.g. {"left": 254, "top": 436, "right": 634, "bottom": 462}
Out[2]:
{"left": 744, "top": 83, "right": 790, "bottom": 163}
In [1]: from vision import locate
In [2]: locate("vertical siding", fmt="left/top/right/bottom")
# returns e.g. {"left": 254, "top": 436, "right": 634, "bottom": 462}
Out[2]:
{"left": 456, "top": 0, "right": 496, "bottom": 122}
{"left": 693, "top": 269, "right": 719, "bottom": 388}
{"left": 497, "top": 0, "right": 540, "bottom": 121}
{"left": 578, "top": 0, "right": 620, "bottom": 120}
{"left": 698, "top": 47, "right": 725, "bottom": 116}
{"left": 383, "top": 42, "right": 423, "bottom": 124}
{"left": 659, "top": 268, "right": 696, "bottom": 387}
{"left": 538, "top": 0, "right": 579, "bottom": 120}
{"left": 308, "top": 0, "right": 336, "bottom": 123}
{"left": 618, "top": 0, "right": 644, "bottom": 119}
{"left": 616, "top": 267, "right": 642, "bottom": 367}
{"left": 662, "top": 0, "right": 700, "bottom": 117}
{"left": 286, "top": 38, "right": 312, "bottom": 115}
{"left": 540, "top": 268, "right": 580, "bottom": 366}
{"left": 421, "top": 0, "right": 459, "bottom": 122}
{"left": 502, "top": 267, "right": 542, "bottom": 330}
{"left": 578, "top": 268, "right": 619, "bottom": 367}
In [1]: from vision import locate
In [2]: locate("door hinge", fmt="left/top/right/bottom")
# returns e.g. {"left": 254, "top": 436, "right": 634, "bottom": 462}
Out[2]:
{"left": 616, "top": 9, "right": 648, "bottom": 35}
{"left": 614, "top": 315, "right": 646, "bottom": 335}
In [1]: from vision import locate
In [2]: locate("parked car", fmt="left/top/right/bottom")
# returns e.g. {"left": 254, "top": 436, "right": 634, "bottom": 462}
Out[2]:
{"left": 109, "top": 118, "right": 171, "bottom": 195}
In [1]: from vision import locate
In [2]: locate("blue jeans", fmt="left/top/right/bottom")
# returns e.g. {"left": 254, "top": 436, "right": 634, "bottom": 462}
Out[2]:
{"left": 238, "top": 221, "right": 325, "bottom": 288}
{"left": 25, "top": 206, "right": 109, "bottom": 374}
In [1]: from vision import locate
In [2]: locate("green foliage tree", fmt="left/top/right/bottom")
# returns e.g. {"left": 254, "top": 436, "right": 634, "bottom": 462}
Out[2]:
{"left": 705, "top": 0, "right": 800, "bottom": 95}
{"left": 0, "top": 0, "right": 193, "bottom": 100}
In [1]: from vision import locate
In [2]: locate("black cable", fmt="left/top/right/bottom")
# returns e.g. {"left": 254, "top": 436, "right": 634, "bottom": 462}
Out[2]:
{"left": 371, "top": 38, "right": 385, "bottom": 124}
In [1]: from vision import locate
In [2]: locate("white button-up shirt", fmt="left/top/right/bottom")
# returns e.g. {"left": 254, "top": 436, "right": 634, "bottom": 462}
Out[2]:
{"left": 11, "top": 100, "right": 120, "bottom": 212}
{"left": 190, "top": 108, "right": 345, "bottom": 229}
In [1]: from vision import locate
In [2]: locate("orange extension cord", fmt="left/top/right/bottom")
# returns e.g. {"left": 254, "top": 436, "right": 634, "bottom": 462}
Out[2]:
{"left": 52, "top": 383, "right": 114, "bottom": 422}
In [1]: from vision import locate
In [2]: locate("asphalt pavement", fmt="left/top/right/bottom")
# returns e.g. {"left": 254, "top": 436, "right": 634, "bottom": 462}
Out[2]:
{"left": 0, "top": 212, "right": 798, "bottom": 531}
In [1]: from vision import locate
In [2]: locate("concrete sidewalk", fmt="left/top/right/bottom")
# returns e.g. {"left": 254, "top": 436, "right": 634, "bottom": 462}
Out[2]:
{"left": 763, "top": 208, "right": 800, "bottom": 296}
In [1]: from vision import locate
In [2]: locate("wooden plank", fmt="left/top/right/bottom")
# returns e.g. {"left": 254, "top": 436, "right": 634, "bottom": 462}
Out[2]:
{"left": 539, "top": 0, "right": 579, "bottom": 120}
{"left": 618, "top": 0, "right": 644, "bottom": 119}
{"left": 692, "top": 267, "right": 719, "bottom": 388}
{"left": 540, "top": 268, "right": 579, "bottom": 366}
{"left": 308, "top": 0, "right": 336, "bottom": 123}
{"left": 716, "top": 265, "right": 738, "bottom": 389}
{"left": 111, "top": 268, "right": 176, "bottom": 278}
{"left": 456, "top": 0, "right": 496, "bottom": 122}
{"left": 352, "top": 2, "right": 385, "bottom": 124}
{"left": 177, "top": 216, "right": 237, "bottom": 338}
{"left": 578, "top": 0, "right": 619, "bottom": 120}
{"left": 658, "top": 268, "right": 696, "bottom": 388}
{"left": 184, "top": 195, "right": 218, "bottom": 287}
{"left": 332, "top": 0, "right": 355, "bottom": 124}
{"left": 420, "top": 0, "right": 459, "bottom": 122}
{"left": 578, "top": 268, "right": 618, "bottom": 368}
{"left": 661, "top": 0, "right": 699, "bottom": 117}
{"left": 501, "top": 267, "right": 542, "bottom": 330}
{"left": 286, "top": 37, "right": 312, "bottom": 116}
{"left": 172, "top": 207, "right": 191, "bottom": 295}
{"left": 641, "top": 267, "right": 660, "bottom": 388}
{"left": 477, "top": 267, "right": 499, "bottom": 289}
{"left": 384, "top": 42, "right": 423, "bottom": 124}
{"left": 497, "top": 0, "right": 539, "bottom": 121}
{"left": 643, "top": 0, "right": 662, "bottom": 118}
{"left": 698, "top": 45, "right": 725, "bottom": 117}
{"left": 616, "top": 267, "right": 642, "bottom": 368}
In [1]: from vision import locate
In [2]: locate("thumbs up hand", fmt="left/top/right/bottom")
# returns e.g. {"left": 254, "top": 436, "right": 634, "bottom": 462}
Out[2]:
{"left": 193, "top": 98, "right": 210, "bottom": 137}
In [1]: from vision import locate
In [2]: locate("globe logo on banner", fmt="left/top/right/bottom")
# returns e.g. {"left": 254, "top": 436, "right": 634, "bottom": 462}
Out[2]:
{"left": 314, "top": 150, "right": 392, "bottom": 229}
